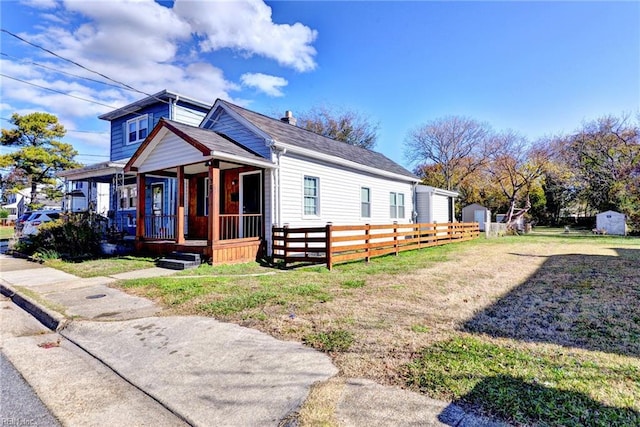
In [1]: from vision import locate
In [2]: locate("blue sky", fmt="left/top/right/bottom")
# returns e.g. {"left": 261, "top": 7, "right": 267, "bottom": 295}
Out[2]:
{"left": 1, "top": 0, "right": 638, "bottom": 169}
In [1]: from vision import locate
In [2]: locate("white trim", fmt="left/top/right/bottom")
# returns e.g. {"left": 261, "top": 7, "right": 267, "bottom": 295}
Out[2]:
{"left": 302, "top": 175, "right": 320, "bottom": 218}
{"left": 273, "top": 141, "right": 419, "bottom": 183}
{"left": 390, "top": 191, "right": 406, "bottom": 220}
{"left": 239, "top": 170, "right": 262, "bottom": 237}
{"left": 208, "top": 151, "right": 276, "bottom": 169}
{"left": 126, "top": 114, "right": 149, "bottom": 145}
{"left": 361, "top": 186, "right": 371, "bottom": 219}
{"left": 151, "top": 182, "right": 165, "bottom": 215}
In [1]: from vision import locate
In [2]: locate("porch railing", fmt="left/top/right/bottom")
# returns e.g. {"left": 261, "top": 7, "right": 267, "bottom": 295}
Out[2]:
{"left": 220, "top": 214, "right": 262, "bottom": 240}
{"left": 144, "top": 215, "right": 176, "bottom": 240}
{"left": 142, "top": 214, "right": 262, "bottom": 241}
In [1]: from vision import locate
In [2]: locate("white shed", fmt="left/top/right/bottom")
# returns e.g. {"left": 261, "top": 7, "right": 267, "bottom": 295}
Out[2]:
{"left": 415, "top": 185, "right": 458, "bottom": 224}
{"left": 596, "top": 210, "right": 627, "bottom": 235}
{"left": 461, "top": 204, "right": 491, "bottom": 231}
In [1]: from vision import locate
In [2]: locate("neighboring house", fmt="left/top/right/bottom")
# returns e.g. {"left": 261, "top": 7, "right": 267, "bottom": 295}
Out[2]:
{"left": 462, "top": 203, "right": 491, "bottom": 231}
{"left": 59, "top": 90, "right": 212, "bottom": 235}
{"left": 1, "top": 187, "right": 61, "bottom": 220}
{"left": 595, "top": 210, "right": 627, "bottom": 235}
{"left": 415, "top": 185, "right": 458, "bottom": 224}
{"left": 124, "top": 99, "right": 421, "bottom": 263}
{"left": 61, "top": 180, "right": 110, "bottom": 215}
{"left": 2, "top": 190, "right": 26, "bottom": 221}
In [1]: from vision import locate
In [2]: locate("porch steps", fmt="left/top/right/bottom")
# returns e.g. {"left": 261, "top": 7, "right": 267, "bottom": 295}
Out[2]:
{"left": 156, "top": 252, "right": 202, "bottom": 270}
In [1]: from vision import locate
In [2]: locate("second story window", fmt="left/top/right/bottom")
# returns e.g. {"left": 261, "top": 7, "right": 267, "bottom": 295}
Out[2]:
{"left": 127, "top": 115, "right": 148, "bottom": 145}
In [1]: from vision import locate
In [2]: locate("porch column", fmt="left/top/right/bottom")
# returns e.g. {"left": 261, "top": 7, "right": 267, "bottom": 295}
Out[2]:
{"left": 176, "top": 166, "right": 185, "bottom": 244}
{"left": 207, "top": 160, "right": 220, "bottom": 245}
{"left": 136, "top": 173, "right": 146, "bottom": 241}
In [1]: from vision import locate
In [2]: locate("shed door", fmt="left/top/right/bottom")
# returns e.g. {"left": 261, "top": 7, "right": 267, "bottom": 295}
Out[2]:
{"left": 474, "top": 210, "right": 485, "bottom": 231}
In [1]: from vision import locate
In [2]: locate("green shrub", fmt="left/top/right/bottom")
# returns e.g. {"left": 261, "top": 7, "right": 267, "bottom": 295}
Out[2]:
{"left": 19, "top": 213, "right": 102, "bottom": 259}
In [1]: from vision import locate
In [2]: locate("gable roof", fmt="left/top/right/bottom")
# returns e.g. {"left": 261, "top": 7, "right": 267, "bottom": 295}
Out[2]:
{"left": 99, "top": 90, "right": 211, "bottom": 121}
{"left": 215, "top": 100, "right": 419, "bottom": 181}
{"left": 125, "top": 119, "right": 273, "bottom": 172}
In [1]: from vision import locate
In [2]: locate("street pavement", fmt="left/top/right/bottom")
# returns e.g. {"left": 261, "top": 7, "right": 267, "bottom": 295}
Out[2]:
{"left": 1, "top": 351, "right": 61, "bottom": 427}
{"left": 0, "top": 254, "right": 508, "bottom": 426}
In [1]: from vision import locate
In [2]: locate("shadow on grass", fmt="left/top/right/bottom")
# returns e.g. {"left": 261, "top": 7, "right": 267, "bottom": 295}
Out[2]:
{"left": 439, "top": 375, "right": 640, "bottom": 427}
{"left": 463, "top": 247, "right": 640, "bottom": 357}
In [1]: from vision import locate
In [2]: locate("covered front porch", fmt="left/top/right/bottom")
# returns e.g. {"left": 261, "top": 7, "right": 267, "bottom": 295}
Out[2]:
{"left": 125, "top": 119, "right": 275, "bottom": 264}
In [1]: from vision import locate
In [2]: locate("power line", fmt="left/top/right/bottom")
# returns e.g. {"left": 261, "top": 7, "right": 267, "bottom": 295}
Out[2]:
{"left": 0, "top": 52, "right": 133, "bottom": 91}
{"left": 0, "top": 73, "right": 119, "bottom": 110}
{"left": 1, "top": 28, "right": 210, "bottom": 121}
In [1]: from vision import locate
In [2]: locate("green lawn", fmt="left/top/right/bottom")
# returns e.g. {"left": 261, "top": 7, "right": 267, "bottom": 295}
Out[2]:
{"left": 0, "top": 226, "right": 14, "bottom": 239}
{"left": 52, "top": 231, "right": 640, "bottom": 426}
{"left": 45, "top": 256, "right": 156, "bottom": 278}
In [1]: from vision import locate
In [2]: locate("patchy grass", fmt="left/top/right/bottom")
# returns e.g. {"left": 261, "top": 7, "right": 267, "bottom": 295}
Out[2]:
{"left": 113, "top": 233, "right": 640, "bottom": 425}
{"left": 45, "top": 256, "right": 156, "bottom": 278}
{"left": 304, "top": 330, "right": 355, "bottom": 352}
{"left": 173, "top": 261, "right": 274, "bottom": 276}
{"left": 0, "top": 226, "right": 14, "bottom": 239}
{"left": 405, "top": 336, "right": 640, "bottom": 426}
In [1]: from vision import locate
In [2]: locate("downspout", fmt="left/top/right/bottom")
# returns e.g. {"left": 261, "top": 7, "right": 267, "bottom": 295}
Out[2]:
{"left": 411, "top": 182, "right": 418, "bottom": 223}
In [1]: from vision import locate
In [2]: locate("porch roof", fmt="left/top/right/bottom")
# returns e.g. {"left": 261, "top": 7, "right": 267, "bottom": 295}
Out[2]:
{"left": 126, "top": 119, "right": 275, "bottom": 172}
{"left": 58, "top": 160, "right": 130, "bottom": 182}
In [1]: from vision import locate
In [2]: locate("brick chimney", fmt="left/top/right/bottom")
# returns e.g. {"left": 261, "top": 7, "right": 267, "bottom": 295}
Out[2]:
{"left": 280, "top": 110, "right": 296, "bottom": 126}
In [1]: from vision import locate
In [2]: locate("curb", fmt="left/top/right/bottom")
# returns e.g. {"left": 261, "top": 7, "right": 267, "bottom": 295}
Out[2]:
{"left": 0, "top": 282, "right": 67, "bottom": 331}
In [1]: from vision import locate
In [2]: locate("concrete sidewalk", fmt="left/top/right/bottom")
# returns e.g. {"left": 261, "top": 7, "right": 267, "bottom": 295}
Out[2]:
{"left": 0, "top": 254, "right": 507, "bottom": 426}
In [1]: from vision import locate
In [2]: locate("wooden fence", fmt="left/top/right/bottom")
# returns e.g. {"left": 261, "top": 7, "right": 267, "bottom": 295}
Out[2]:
{"left": 272, "top": 222, "right": 480, "bottom": 270}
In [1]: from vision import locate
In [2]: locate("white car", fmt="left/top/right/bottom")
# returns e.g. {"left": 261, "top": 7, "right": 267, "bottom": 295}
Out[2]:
{"left": 21, "top": 210, "right": 62, "bottom": 236}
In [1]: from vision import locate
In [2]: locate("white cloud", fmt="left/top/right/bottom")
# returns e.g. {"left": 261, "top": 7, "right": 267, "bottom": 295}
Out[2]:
{"left": 173, "top": 0, "right": 318, "bottom": 72}
{"left": 241, "top": 73, "right": 288, "bottom": 97}
{"left": 1, "top": 0, "right": 318, "bottom": 134}
{"left": 20, "top": 0, "right": 58, "bottom": 10}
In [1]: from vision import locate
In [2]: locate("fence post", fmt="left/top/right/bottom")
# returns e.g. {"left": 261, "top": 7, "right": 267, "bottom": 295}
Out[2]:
{"left": 365, "top": 224, "right": 371, "bottom": 262}
{"left": 283, "top": 223, "right": 290, "bottom": 268}
{"left": 326, "top": 223, "right": 333, "bottom": 271}
{"left": 393, "top": 221, "right": 399, "bottom": 256}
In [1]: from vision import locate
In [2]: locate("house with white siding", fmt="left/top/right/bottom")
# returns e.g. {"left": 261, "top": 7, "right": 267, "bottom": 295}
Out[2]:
{"left": 124, "top": 98, "right": 421, "bottom": 263}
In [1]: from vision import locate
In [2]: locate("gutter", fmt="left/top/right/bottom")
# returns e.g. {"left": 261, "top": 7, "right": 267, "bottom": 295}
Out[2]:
{"left": 271, "top": 141, "right": 420, "bottom": 184}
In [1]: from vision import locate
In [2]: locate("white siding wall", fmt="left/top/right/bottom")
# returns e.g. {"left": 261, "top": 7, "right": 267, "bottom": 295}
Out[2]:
{"left": 432, "top": 194, "right": 451, "bottom": 223}
{"left": 172, "top": 105, "right": 206, "bottom": 126}
{"left": 277, "top": 153, "right": 415, "bottom": 228}
{"left": 138, "top": 133, "right": 204, "bottom": 173}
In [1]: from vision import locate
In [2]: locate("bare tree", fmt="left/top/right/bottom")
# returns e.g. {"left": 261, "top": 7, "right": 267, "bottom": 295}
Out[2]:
{"left": 485, "top": 131, "right": 550, "bottom": 230}
{"left": 297, "top": 106, "right": 379, "bottom": 149}
{"left": 404, "top": 116, "right": 491, "bottom": 191}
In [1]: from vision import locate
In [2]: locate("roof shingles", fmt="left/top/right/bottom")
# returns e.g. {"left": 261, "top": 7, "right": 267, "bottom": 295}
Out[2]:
{"left": 220, "top": 100, "right": 418, "bottom": 180}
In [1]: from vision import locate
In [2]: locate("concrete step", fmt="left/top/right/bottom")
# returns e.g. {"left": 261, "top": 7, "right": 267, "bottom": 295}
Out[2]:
{"left": 169, "top": 252, "right": 202, "bottom": 263}
{"left": 156, "top": 259, "right": 199, "bottom": 270}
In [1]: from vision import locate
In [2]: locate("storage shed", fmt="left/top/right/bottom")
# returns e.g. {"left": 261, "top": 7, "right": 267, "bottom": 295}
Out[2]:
{"left": 595, "top": 210, "right": 627, "bottom": 235}
{"left": 461, "top": 204, "right": 491, "bottom": 231}
{"left": 415, "top": 185, "right": 458, "bottom": 224}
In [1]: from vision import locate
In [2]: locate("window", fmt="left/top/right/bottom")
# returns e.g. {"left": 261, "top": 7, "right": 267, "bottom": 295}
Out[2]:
{"left": 119, "top": 185, "right": 137, "bottom": 210}
{"left": 126, "top": 115, "right": 148, "bottom": 145}
{"left": 390, "top": 192, "right": 405, "bottom": 219}
{"left": 361, "top": 187, "right": 371, "bottom": 218}
{"left": 303, "top": 176, "right": 319, "bottom": 216}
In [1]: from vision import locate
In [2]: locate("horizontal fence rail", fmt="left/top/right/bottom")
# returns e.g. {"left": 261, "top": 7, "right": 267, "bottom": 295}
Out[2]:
{"left": 272, "top": 222, "right": 480, "bottom": 270}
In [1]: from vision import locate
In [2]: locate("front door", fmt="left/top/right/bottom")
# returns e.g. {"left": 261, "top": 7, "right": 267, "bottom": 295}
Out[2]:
{"left": 239, "top": 171, "right": 262, "bottom": 238}
{"left": 151, "top": 183, "right": 165, "bottom": 237}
